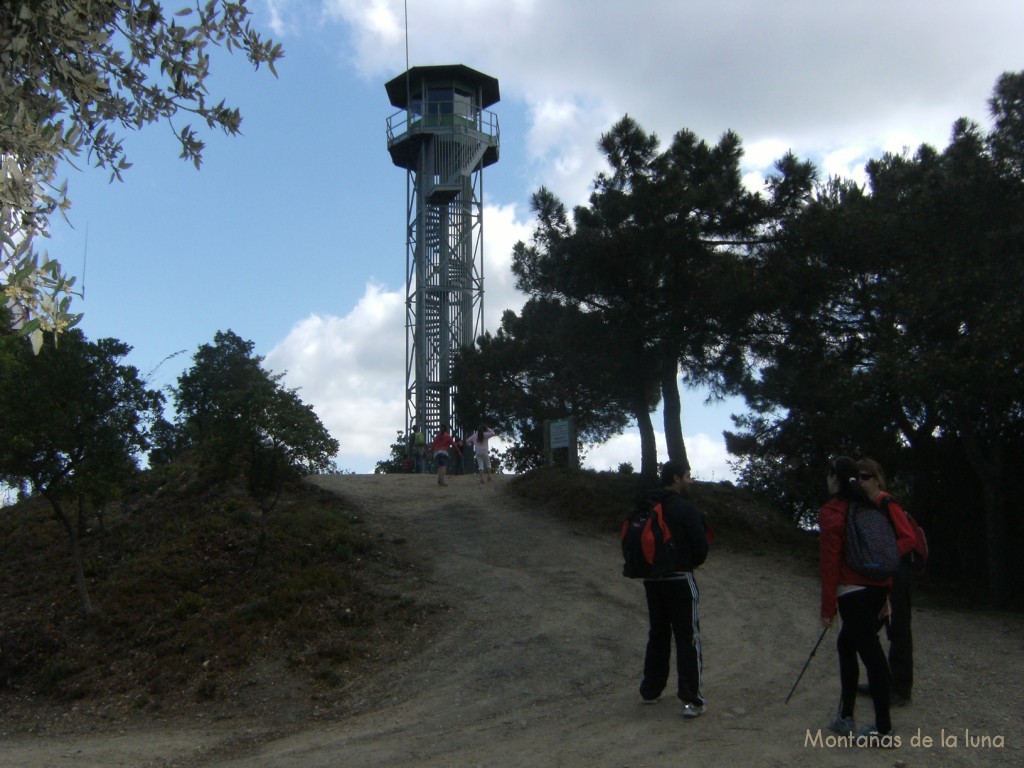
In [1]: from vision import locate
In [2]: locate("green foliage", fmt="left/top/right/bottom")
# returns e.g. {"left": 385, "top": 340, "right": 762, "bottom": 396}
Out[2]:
{"left": 0, "top": 326, "right": 162, "bottom": 495}
{"left": 375, "top": 430, "right": 413, "bottom": 474}
{"left": 162, "top": 331, "right": 338, "bottom": 520}
{"left": 505, "top": 116, "right": 809, "bottom": 482}
{"left": 1, "top": 0, "right": 282, "bottom": 341}
{"left": 0, "top": 325, "right": 163, "bottom": 613}
{"left": 454, "top": 300, "right": 634, "bottom": 472}
{"left": 728, "top": 72, "right": 1024, "bottom": 604}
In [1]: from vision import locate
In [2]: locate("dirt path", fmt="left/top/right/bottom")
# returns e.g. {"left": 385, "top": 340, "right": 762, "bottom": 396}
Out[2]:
{"left": 4, "top": 474, "right": 1022, "bottom": 767}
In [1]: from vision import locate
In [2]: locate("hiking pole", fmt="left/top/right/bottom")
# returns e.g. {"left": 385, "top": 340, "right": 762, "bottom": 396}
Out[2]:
{"left": 785, "top": 625, "right": 829, "bottom": 704}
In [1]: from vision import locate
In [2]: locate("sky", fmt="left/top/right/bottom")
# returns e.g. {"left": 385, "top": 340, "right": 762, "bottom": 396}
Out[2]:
{"left": 42, "top": 0, "right": 1024, "bottom": 479}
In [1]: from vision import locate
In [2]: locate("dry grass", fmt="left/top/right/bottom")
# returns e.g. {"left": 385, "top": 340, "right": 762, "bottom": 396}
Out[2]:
{"left": 506, "top": 464, "right": 818, "bottom": 564}
{"left": 0, "top": 467, "right": 435, "bottom": 731}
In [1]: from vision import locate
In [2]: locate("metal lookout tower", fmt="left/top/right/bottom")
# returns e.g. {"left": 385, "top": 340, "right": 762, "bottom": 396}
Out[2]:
{"left": 385, "top": 64, "right": 500, "bottom": 443}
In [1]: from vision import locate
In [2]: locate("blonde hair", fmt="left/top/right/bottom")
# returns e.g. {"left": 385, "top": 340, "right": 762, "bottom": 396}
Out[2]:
{"left": 857, "top": 457, "right": 887, "bottom": 491}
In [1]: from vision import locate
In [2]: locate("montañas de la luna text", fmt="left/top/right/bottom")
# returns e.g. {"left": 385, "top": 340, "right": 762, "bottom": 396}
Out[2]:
{"left": 804, "top": 729, "right": 1006, "bottom": 750}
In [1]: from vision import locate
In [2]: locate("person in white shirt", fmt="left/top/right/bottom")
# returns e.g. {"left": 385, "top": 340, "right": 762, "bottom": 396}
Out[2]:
{"left": 464, "top": 426, "right": 496, "bottom": 484}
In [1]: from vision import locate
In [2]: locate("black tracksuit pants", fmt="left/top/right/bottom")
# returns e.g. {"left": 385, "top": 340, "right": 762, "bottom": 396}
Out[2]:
{"left": 640, "top": 574, "right": 703, "bottom": 706}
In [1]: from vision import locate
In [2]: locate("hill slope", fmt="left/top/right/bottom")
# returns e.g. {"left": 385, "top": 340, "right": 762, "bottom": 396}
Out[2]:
{"left": 3, "top": 473, "right": 1023, "bottom": 767}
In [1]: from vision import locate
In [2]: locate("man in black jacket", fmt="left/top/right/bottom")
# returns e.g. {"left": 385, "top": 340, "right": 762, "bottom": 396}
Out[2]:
{"left": 639, "top": 460, "right": 711, "bottom": 717}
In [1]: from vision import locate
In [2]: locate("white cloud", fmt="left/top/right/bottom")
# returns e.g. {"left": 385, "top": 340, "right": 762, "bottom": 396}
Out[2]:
{"left": 263, "top": 1, "right": 288, "bottom": 37}
{"left": 324, "top": 0, "right": 1018, "bottom": 201}
{"left": 744, "top": 138, "right": 793, "bottom": 166}
{"left": 481, "top": 202, "right": 531, "bottom": 330}
{"left": 584, "top": 431, "right": 736, "bottom": 483}
{"left": 264, "top": 284, "right": 406, "bottom": 473}
{"left": 522, "top": 97, "right": 617, "bottom": 205}
{"left": 821, "top": 145, "right": 872, "bottom": 186}
{"left": 322, "top": 0, "right": 406, "bottom": 75}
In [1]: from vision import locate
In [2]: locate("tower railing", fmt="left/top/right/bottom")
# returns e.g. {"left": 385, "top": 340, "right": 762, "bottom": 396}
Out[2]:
{"left": 387, "top": 106, "right": 500, "bottom": 156}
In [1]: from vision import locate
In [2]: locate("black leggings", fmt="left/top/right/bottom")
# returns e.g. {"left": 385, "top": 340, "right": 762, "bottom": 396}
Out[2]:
{"left": 837, "top": 586, "right": 891, "bottom": 732}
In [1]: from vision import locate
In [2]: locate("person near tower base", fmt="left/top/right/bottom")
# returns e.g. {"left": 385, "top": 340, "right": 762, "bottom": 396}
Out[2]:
{"left": 430, "top": 425, "right": 460, "bottom": 486}
{"left": 464, "top": 425, "right": 496, "bottom": 483}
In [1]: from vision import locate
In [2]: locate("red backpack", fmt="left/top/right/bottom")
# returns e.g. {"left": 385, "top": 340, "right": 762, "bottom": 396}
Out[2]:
{"left": 621, "top": 497, "right": 677, "bottom": 579}
{"left": 881, "top": 496, "right": 929, "bottom": 573}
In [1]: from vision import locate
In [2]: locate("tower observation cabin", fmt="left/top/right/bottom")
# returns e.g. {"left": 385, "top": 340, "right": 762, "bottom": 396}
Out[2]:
{"left": 385, "top": 65, "right": 500, "bottom": 444}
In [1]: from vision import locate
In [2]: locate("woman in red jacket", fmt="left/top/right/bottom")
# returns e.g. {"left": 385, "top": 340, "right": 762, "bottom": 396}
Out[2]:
{"left": 858, "top": 457, "right": 918, "bottom": 706}
{"left": 819, "top": 456, "right": 916, "bottom": 742}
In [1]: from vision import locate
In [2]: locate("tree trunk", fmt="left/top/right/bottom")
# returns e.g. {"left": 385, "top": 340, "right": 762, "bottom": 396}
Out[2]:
{"left": 633, "top": 386, "right": 659, "bottom": 486}
{"left": 958, "top": 425, "right": 1007, "bottom": 606}
{"left": 47, "top": 493, "right": 94, "bottom": 616}
{"left": 77, "top": 493, "right": 87, "bottom": 538}
{"left": 661, "top": 358, "right": 689, "bottom": 469}
{"left": 981, "top": 479, "right": 1007, "bottom": 607}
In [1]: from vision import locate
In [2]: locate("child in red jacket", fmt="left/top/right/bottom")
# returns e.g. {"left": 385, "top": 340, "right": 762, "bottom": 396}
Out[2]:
{"left": 430, "top": 425, "right": 461, "bottom": 487}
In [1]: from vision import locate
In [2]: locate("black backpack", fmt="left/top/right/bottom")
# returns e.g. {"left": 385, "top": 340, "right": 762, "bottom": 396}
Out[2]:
{"left": 621, "top": 496, "right": 677, "bottom": 579}
{"left": 844, "top": 501, "right": 901, "bottom": 580}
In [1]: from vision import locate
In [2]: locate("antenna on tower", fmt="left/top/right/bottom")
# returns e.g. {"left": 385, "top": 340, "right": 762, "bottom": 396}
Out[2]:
{"left": 404, "top": 0, "right": 411, "bottom": 108}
